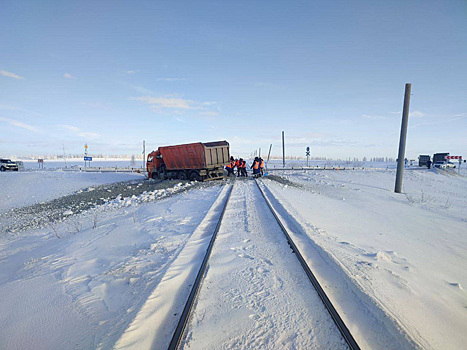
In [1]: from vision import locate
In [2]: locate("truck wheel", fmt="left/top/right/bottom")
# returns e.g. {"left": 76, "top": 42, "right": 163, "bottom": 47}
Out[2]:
{"left": 158, "top": 166, "right": 167, "bottom": 180}
{"left": 0, "top": 166, "right": 5, "bottom": 172}
{"left": 177, "top": 171, "right": 187, "bottom": 180}
{"left": 151, "top": 172, "right": 158, "bottom": 180}
{"left": 189, "top": 172, "right": 201, "bottom": 181}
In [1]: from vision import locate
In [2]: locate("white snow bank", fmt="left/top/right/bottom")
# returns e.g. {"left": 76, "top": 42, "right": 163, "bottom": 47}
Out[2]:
{"left": 0, "top": 171, "right": 144, "bottom": 211}
{"left": 264, "top": 168, "right": 467, "bottom": 349}
{"left": 0, "top": 182, "right": 223, "bottom": 349}
{"left": 115, "top": 184, "right": 232, "bottom": 350}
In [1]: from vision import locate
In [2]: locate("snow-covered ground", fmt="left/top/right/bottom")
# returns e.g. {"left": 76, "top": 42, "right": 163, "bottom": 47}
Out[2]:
{"left": 0, "top": 171, "right": 143, "bottom": 212}
{"left": 263, "top": 167, "right": 467, "bottom": 349}
{"left": 0, "top": 166, "right": 465, "bottom": 349}
{"left": 0, "top": 175, "right": 220, "bottom": 349}
{"left": 18, "top": 159, "right": 144, "bottom": 170}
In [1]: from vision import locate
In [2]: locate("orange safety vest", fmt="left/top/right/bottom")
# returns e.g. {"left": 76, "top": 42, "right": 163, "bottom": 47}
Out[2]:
{"left": 235, "top": 160, "right": 240, "bottom": 168}
{"left": 226, "top": 161, "right": 235, "bottom": 169}
{"left": 260, "top": 160, "right": 264, "bottom": 168}
{"left": 241, "top": 161, "right": 246, "bottom": 168}
{"left": 253, "top": 161, "right": 259, "bottom": 170}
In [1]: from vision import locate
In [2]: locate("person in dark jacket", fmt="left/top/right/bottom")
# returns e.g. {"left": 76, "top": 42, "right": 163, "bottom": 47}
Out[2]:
{"left": 251, "top": 157, "right": 260, "bottom": 178}
{"left": 427, "top": 159, "right": 432, "bottom": 169}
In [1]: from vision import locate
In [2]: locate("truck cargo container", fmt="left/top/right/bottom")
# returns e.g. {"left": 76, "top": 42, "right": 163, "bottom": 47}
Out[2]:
{"left": 432, "top": 153, "right": 449, "bottom": 164}
{"left": 418, "top": 155, "right": 431, "bottom": 167}
{"left": 147, "top": 141, "right": 230, "bottom": 181}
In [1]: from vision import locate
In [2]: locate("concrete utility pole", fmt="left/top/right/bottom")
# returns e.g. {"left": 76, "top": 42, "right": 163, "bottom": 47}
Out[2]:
{"left": 266, "top": 144, "right": 272, "bottom": 167}
{"left": 62, "top": 143, "right": 67, "bottom": 169}
{"left": 282, "top": 131, "right": 285, "bottom": 167}
{"left": 142, "top": 140, "right": 146, "bottom": 170}
{"left": 259, "top": 148, "right": 261, "bottom": 158}
{"left": 395, "top": 83, "right": 412, "bottom": 193}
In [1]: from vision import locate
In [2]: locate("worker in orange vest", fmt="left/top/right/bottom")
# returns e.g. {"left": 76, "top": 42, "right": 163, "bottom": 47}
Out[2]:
{"left": 235, "top": 158, "right": 241, "bottom": 177}
{"left": 225, "top": 156, "right": 236, "bottom": 177}
{"left": 240, "top": 158, "right": 247, "bottom": 177}
{"left": 251, "top": 157, "right": 260, "bottom": 178}
{"left": 259, "top": 158, "right": 264, "bottom": 176}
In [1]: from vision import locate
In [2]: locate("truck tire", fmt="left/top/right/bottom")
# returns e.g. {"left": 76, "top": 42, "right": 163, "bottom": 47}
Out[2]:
{"left": 177, "top": 171, "right": 187, "bottom": 180}
{"left": 158, "top": 166, "right": 167, "bottom": 180}
{"left": 189, "top": 171, "right": 201, "bottom": 182}
{"left": 0, "top": 166, "right": 5, "bottom": 172}
{"left": 151, "top": 172, "right": 158, "bottom": 180}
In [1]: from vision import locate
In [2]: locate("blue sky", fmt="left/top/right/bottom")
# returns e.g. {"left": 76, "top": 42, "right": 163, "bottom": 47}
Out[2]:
{"left": 1, "top": 0, "right": 466, "bottom": 159}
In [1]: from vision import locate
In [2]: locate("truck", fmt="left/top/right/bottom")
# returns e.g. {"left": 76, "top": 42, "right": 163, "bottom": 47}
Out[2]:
{"left": 147, "top": 141, "right": 230, "bottom": 181}
{"left": 432, "top": 152, "right": 457, "bottom": 169}
{"left": 433, "top": 153, "right": 449, "bottom": 163}
{"left": 418, "top": 155, "right": 431, "bottom": 167}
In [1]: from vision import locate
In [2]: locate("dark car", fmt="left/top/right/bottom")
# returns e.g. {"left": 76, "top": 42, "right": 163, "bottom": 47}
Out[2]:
{"left": 0, "top": 158, "right": 19, "bottom": 171}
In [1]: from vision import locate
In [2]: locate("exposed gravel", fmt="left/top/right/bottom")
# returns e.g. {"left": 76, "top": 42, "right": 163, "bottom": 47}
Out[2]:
{"left": 0, "top": 178, "right": 216, "bottom": 234}
{"left": 264, "top": 174, "right": 304, "bottom": 188}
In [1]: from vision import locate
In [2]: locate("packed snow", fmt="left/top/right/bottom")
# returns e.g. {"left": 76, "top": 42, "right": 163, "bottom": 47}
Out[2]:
{"left": 0, "top": 165, "right": 465, "bottom": 349}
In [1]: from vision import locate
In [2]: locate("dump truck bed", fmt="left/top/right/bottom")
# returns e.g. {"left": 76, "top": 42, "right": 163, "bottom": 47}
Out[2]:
{"left": 159, "top": 141, "right": 229, "bottom": 170}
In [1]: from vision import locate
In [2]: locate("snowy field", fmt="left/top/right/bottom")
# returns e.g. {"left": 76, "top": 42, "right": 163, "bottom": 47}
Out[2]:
{"left": 0, "top": 171, "right": 144, "bottom": 212}
{"left": 0, "top": 165, "right": 466, "bottom": 349}
{"left": 18, "top": 159, "right": 144, "bottom": 170}
{"left": 263, "top": 167, "right": 467, "bottom": 349}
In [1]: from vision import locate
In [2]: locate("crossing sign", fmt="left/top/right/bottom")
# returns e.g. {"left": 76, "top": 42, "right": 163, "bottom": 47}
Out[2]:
{"left": 446, "top": 156, "right": 462, "bottom": 160}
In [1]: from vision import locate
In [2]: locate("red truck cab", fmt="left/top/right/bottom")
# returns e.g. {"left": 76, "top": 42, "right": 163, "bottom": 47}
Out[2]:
{"left": 147, "top": 150, "right": 162, "bottom": 177}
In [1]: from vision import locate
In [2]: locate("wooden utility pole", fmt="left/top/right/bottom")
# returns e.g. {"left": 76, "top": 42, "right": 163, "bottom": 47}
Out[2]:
{"left": 395, "top": 83, "right": 412, "bottom": 193}
{"left": 282, "top": 131, "right": 285, "bottom": 167}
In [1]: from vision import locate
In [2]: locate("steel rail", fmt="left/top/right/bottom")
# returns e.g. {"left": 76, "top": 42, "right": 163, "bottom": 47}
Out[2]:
{"left": 168, "top": 184, "right": 234, "bottom": 350}
{"left": 254, "top": 179, "right": 361, "bottom": 350}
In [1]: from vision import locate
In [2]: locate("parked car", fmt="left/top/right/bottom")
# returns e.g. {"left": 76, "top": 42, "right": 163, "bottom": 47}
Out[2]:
{"left": 16, "top": 161, "right": 25, "bottom": 171}
{"left": 434, "top": 161, "right": 456, "bottom": 169}
{"left": 0, "top": 158, "right": 19, "bottom": 171}
{"left": 446, "top": 162, "right": 456, "bottom": 168}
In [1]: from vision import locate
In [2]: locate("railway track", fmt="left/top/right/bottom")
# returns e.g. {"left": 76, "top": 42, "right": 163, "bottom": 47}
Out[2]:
{"left": 168, "top": 183, "right": 234, "bottom": 350}
{"left": 168, "top": 178, "right": 360, "bottom": 350}
{"left": 254, "top": 178, "right": 360, "bottom": 350}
